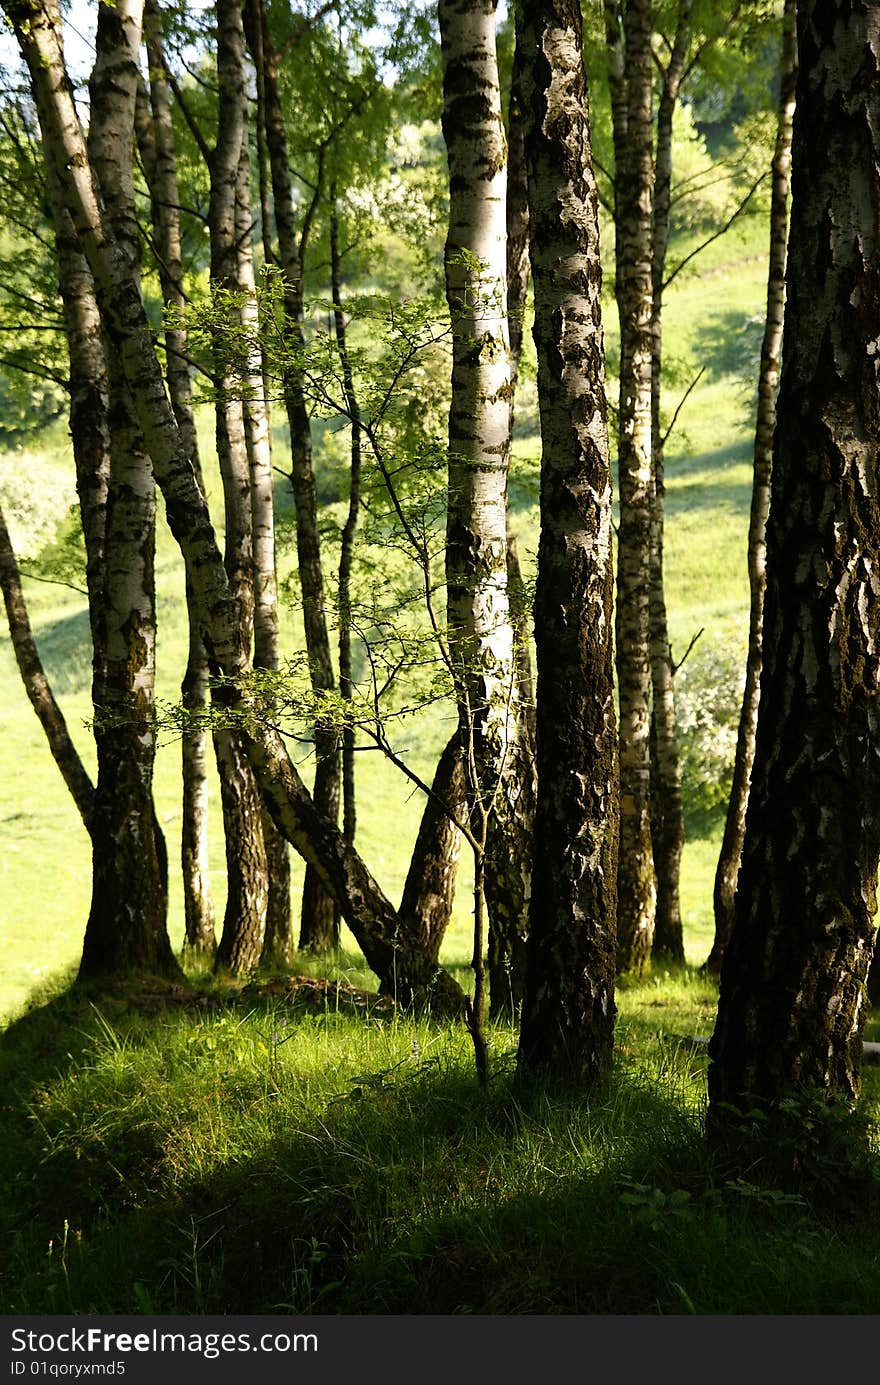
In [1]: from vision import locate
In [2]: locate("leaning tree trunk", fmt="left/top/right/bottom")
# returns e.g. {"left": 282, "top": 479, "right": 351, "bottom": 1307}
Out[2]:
{"left": 79, "top": 0, "right": 177, "bottom": 981}
{"left": 5, "top": 0, "right": 466, "bottom": 1016}
{"left": 248, "top": 0, "right": 340, "bottom": 954}
{"left": 139, "top": 3, "right": 216, "bottom": 961}
{"left": 234, "top": 137, "right": 294, "bottom": 968}
{"left": 607, "top": 0, "right": 657, "bottom": 974}
{"left": 648, "top": 0, "right": 691, "bottom": 965}
{"left": 0, "top": 502, "right": 95, "bottom": 829}
{"left": 708, "top": 0, "right": 880, "bottom": 1129}
{"left": 209, "top": 0, "right": 268, "bottom": 976}
{"left": 397, "top": 732, "right": 468, "bottom": 962}
{"left": 439, "top": 0, "right": 527, "bottom": 1023}
{"left": 516, "top": 0, "right": 619, "bottom": 1087}
{"left": 707, "top": 0, "right": 797, "bottom": 975}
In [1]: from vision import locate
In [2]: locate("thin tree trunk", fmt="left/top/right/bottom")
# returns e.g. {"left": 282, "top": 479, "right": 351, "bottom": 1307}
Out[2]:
{"left": 607, "top": 0, "right": 657, "bottom": 974}
{"left": 329, "top": 202, "right": 361, "bottom": 849}
{"left": 439, "top": 0, "right": 526, "bottom": 1020}
{"left": 6, "top": 0, "right": 466, "bottom": 1016}
{"left": 234, "top": 136, "right": 293, "bottom": 969}
{"left": 516, "top": 0, "right": 619, "bottom": 1087}
{"left": 248, "top": 0, "right": 340, "bottom": 953}
{"left": 79, "top": 0, "right": 177, "bottom": 981}
{"left": 708, "top": 0, "right": 880, "bottom": 1126}
{"left": 209, "top": 0, "right": 268, "bottom": 976}
{"left": 707, "top": 0, "right": 797, "bottom": 975}
{"left": 648, "top": 0, "right": 691, "bottom": 965}
{"left": 140, "top": 3, "right": 216, "bottom": 960}
{"left": 0, "top": 502, "right": 95, "bottom": 830}
{"left": 484, "top": 30, "right": 538, "bottom": 1018}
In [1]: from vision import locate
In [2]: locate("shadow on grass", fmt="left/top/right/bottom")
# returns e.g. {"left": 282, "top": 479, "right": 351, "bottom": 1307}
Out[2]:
{"left": 3, "top": 976, "right": 880, "bottom": 1315}
{"left": 30, "top": 607, "right": 93, "bottom": 696}
{"left": 686, "top": 307, "right": 764, "bottom": 385}
{"left": 663, "top": 441, "right": 753, "bottom": 520}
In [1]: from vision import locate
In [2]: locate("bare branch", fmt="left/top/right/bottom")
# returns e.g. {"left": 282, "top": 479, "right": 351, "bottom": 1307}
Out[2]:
{"left": 661, "top": 365, "right": 706, "bottom": 449}
{"left": 663, "top": 173, "right": 767, "bottom": 292}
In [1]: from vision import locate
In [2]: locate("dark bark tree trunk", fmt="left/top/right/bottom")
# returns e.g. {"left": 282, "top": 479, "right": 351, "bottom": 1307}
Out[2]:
{"left": 248, "top": 0, "right": 340, "bottom": 954}
{"left": 5, "top": 0, "right": 466, "bottom": 1016}
{"left": 606, "top": 0, "right": 657, "bottom": 975}
{"left": 708, "top": 0, "right": 880, "bottom": 1127}
{"left": 209, "top": 0, "right": 268, "bottom": 976}
{"left": 516, "top": 0, "right": 619, "bottom": 1087}
{"left": 707, "top": 0, "right": 797, "bottom": 975}
{"left": 648, "top": 0, "right": 691, "bottom": 965}
{"left": 0, "top": 502, "right": 95, "bottom": 830}
{"left": 79, "top": 0, "right": 177, "bottom": 981}
{"left": 139, "top": 3, "right": 216, "bottom": 961}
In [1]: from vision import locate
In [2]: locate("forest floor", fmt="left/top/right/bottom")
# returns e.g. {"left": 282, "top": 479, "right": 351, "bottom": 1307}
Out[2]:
{"left": 1, "top": 966, "right": 879, "bottom": 1313}
{"left": 2, "top": 215, "right": 880, "bottom": 1313}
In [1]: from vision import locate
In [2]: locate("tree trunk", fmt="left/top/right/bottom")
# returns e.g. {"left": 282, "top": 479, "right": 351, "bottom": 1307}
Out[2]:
{"left": 515, "top": 0, "right": 619, "bottom": 1087}
{"left": 483, "top": 31, "right": 539, "bottom": 1019}
{"left": 439, "top": 0, "right": 526, "bottom": 1014}
{"left": 139, "top": 4, "right": 216, "bottom": 960}
{"left": 329, "top": 202, "right": 362, "bottom": 852}
{"left": 708, "top": 0, "right": 880, "bottom": 1126}
{"left": 607, "top": 0, "right": 657, "bottom": 975}
{"left": 0, "top": 502, "right": 95, "bottom": 830}
{"left": 6, "top": 0, "right": 466, "bottom": 1016}
{"left": 248, "top": 0, "right": 340, "bottom": 953}
{"left": 208, "top": 0, "right": 269, "bottom": 976}
{"left": 235, "top": 135, "right": 293, "bottom": 968}
{"left": 79, "top": 0, "right": 177, "bottom": 982}
{"left": 707, "top": 0, "right": 797, "bottom": 975}
{"left": 397, "top": 733, "right": 467, "bottom": 961}
{"left": 648, "top": 0, "right": 691, "bottom": 965}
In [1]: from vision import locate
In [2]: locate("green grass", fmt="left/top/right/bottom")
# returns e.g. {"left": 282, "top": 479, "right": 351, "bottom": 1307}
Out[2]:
{"left": 1, "top": 976, "right": 878, "bottom": 1314}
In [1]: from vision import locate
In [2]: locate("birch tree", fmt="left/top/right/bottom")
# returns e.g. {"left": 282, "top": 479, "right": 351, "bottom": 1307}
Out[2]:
{"left": 516, "top": 0, "right": 619, "bottom": 1085}
{"left": 707, "top": 0, "right": 797, "bottom": 974}
{"left": 438, "top": 0, "right": 534, "bottom": 1019}
{"left": 77, "top": 0, "right": 176, "bottom": 979}
{"left": 235, "top": 135, "right": 293, "bottom": 968}
{"left": 647, "top": 0, "right": 691, "bottom": 964}
{"left": 708, "top": 0, "right": 880, "bottom": 1129}
{"left": 138, "top": 1, "right": 216, "bottom": 960}
{"left": 205, "top": 0, "right": 270, "bottom": 976}
{"left": 606, "top": 0, "right": 657, "bottom": 974}
{"left": 246, "top": 0, "right": 340, "bottom": 954}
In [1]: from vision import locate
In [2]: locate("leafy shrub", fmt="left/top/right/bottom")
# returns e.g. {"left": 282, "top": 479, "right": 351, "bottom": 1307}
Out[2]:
{"left": 676, "top": 637, "right": 746, "bottom": 833}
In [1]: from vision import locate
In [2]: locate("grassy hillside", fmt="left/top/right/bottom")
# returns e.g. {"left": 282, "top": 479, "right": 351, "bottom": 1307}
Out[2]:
{"left": 0, "top": 214, "right": 766, "bottom": 1018}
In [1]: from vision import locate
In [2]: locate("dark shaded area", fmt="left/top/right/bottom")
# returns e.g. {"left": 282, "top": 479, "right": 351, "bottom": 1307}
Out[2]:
{"left": 686, "top": 307, "right": 764, "bottom": 385}
{"left": 21, "top": 607, "right": 93, "bottom": 696}
{"left": 2, "top": 979, "right": 879, "bottom": 1314}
